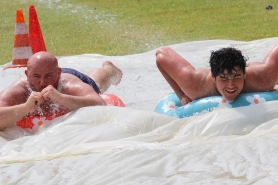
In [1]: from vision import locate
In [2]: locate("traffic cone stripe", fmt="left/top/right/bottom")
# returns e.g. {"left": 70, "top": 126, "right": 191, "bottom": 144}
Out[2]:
{"left": 12, "top": 47, "right": 33, "bottom": 60}
{"left": 15, "top": 22, "right": 28, "bottom": 34}
{"left": 14, "top": 34, "right": 30, "bottom": 47}
{"left": 11, "top": 59, "right": 29, "bottom": 66}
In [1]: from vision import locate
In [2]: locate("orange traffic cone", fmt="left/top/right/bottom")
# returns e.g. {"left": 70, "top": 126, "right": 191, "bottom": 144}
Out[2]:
{"left": 29, "top": 5, "right": 47, "bottom": 54}
{"left": 5, "top": 9, "right": 32, "bottom": 70}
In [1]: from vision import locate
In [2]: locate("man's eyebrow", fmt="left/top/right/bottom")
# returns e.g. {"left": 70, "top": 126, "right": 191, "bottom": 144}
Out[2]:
{"left": 219, "top": 76, "right": 227, "bottom": 78}
{"left": 219, "top": 72, "right": 242, "bottom": 78}
{"left": 234, "top": 73, "right": 242, "bottom": 77}
{"left": 32, "top": 72, "right": 54, "bottom": 76}
{"left": 46, "top": 72, "right": 54, "bottom": 75}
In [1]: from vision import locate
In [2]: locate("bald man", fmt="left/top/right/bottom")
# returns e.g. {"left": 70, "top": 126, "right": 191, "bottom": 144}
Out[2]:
{"left": 0, "top": 51, "right": 123, "bottom": 130}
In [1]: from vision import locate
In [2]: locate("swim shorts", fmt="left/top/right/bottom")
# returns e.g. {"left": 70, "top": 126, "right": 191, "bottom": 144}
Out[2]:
{"left": 62, "top": 68, "right": 101, "bottom": 94}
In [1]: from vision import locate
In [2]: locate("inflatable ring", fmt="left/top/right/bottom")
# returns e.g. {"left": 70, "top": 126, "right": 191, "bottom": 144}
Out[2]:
{"left": 155, "top": 91, "right": 278, "bottom": 118}
{"left": 17, "top": 94, "right": 125, "bottom": 130}
{"left": 100, "top": 94, "right": 125, "bottom": 107}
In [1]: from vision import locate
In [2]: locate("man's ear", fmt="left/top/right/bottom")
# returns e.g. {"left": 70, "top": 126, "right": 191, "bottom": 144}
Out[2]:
{"left": 211, "top": 73, "right": 216, "bottom": 83}
{"left": 58, "top": 67, "right": 62, "bottom": 76}
{"left": 24, "top": 70, "right": 28, "bottom": 77}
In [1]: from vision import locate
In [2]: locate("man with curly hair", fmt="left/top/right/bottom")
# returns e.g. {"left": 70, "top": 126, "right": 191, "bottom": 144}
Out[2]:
{"left": 156, "top": 45, "right": 278, "bottom": 105}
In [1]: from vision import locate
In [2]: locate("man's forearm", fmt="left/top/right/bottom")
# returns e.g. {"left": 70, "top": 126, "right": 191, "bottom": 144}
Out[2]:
{"left": 55, "top": 94, "right": 106, "bottom": 111}
{"left": 0, "top": 104, "right": 30, "bottom": 130}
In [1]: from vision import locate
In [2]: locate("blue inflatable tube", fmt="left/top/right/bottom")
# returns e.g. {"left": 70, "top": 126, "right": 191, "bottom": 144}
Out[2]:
{"left": 155, "top": 91, "right": 278, "bottom": 118}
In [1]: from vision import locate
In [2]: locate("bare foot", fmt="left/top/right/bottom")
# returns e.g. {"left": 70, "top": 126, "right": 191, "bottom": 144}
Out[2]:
{"left": 102, "top": 61, "right": 123, "bottom": 85}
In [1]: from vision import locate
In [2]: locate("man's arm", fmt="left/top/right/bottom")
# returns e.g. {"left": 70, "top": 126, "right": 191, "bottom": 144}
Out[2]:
{"left": 0, "top": 104, "right": 31, "bottom": 130}
{"left": 243, "top": 42, "right": 278, "bottom": 92}
{"left": 156, "top": 47, "right": 218, "bottom": 104}
{"left": 0, "top": 90, "right": 44, "bottom": 130}
{"left": 41, "top": 83, "right": 106, "bottom": 111}
{"left": 56, "top": 93, "right": 106, "bottom": 110}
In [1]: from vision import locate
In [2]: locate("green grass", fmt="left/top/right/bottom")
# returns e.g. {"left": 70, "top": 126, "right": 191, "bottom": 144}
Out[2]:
{"left": 1, "top": 0, "right": 277, "bottom": 65}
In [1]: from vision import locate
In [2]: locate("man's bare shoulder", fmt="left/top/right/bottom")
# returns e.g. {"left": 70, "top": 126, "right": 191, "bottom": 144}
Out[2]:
{"left": 59, "top": 73, "right": 98, "bottom": 95}
{"left": 188, "top": 69, "right": 219, "bottom": 99}
{"left": 0, "top": 77, "right": 29, "bottom": 106}
{"left": 244, "top": 62, "right": 278, "bottom": 92}
{"left": 59, "top": 73, "right": 84, "bottom": 87}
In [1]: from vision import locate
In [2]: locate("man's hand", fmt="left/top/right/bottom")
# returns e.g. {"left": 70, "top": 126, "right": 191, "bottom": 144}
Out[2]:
{"left": 25, "top": 91, "right": 44, "bottom": 111}
{"left": 40, "top": 84, "right": 106, "bottom": 111}
{"left": 181, "top": 95, "right": 192, "bottom": 106}
{"left": 41, "top": 85, "right": 61, "bottom": 103}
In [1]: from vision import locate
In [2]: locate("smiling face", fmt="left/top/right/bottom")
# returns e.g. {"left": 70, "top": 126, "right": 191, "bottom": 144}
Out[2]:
{"left": 214, "top": 66, "right": 246, "bottom": 101}
{"left": 25, "top": 52, "right": 62, "bottom": 92}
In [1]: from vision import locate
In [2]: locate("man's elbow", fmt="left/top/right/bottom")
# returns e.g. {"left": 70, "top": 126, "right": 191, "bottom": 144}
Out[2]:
{"left": 96, "top": 99, "right": 106, "bottom": 106}
{"left": 0, "top": 125, "right": 7, "bottom": 131}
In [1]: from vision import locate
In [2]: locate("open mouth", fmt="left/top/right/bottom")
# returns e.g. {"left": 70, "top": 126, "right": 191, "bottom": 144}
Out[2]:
{"left": 225, "top": 89, "right": 236, "bottom": 94}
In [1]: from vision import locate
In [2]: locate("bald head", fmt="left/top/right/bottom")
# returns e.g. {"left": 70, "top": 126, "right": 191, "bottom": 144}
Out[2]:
{"left": 27, "top": 51, "right": 58, "bottom": 70}
{"left": 25, "top": 51, "right": 62, "bottom": 91}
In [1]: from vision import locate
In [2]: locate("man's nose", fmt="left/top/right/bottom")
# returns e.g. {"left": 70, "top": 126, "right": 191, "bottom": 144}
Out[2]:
{"left": 39, "top": 78, "right": 47, "bottom": 85}
{"left": 227, "top": 79, "right": 235, "bottom": 87}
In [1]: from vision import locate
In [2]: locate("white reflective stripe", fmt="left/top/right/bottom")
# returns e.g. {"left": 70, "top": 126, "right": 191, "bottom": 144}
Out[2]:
{"left": 12, "top": 47, "right": 32, "bottom": 60}
{"left": 14, "top": 22, "right": 28, "bottom": 35}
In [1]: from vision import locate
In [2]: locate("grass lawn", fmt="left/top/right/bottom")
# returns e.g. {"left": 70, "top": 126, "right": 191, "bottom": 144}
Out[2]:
{"left": 0, "top": 0, "right": 277, "bottom": 65}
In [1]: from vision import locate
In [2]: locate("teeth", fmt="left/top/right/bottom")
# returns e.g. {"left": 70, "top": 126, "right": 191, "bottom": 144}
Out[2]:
{"left": 226, "top": 90, "right": 235, "bottom": 92}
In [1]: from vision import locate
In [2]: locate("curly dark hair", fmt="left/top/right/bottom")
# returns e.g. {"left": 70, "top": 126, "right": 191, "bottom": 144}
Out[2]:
{"left": 209, "top": 47, "right": 248, "bottom": 78}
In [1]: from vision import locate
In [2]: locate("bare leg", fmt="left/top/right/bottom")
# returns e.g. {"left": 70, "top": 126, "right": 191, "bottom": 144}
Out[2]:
{"left": 86, "top": 61, "right": 123, "bottom": 93}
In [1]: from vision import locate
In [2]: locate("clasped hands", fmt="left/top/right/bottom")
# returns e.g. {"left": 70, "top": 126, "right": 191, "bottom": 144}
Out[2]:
{"left": 25, "top": 85, "right": 60, "bottom": 111}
